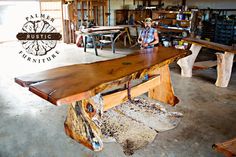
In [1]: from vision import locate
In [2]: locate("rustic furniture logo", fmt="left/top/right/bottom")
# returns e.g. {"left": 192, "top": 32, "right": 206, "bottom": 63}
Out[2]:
{"left": 16, "top": 14, "right": 62, "bottom": 63}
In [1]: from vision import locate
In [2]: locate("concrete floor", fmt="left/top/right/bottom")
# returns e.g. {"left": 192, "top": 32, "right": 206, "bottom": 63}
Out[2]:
{"left": 0, "top": 41, "right": 236, "bottom": 157}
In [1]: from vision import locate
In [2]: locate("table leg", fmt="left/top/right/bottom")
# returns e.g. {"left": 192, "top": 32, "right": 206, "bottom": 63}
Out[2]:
{"left": 64, "top": 94, "right": 104, "bottom": 151}
{"left": 177, "top": 44, "right": 202, "bottom": 77}
{"left": 126, "top": 27, "right": 132, "bottom": 45}
{"left": 148, "top": 65, "right": 179, "bottom": 106}
{"left": 84, "top": 36, "right": 87, "bottom": 53}
{"left": 91, "top": 36, "right": 98, "bottom": 56}
{"left": 111, "top": 34, "right": 115, "bottom": 53}
{"left": 215, "top": 52, "right": 234, "bottom": 87}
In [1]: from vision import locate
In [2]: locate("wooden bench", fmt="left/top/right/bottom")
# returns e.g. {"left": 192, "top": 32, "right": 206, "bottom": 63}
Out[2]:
{"left": 177, "top": 37, "right": 236, "bottom": 87}
{"left": 15, "top": 47, "right": 190, "bottom": 151}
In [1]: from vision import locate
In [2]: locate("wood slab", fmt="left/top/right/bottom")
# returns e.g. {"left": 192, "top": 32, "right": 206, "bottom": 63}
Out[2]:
{"left": 183, "top": 38, "right": 236, "bottom": 54}
{"left": 15, "top": 47, "right": 190, "bottom": 105}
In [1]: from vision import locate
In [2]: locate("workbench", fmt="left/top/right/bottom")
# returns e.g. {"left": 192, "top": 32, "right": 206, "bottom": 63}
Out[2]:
{"left": 15, "top": 47, "right": 190, "bottom": 151}
{"left": 76, "top": 26, "right": 124, "bottom": 56}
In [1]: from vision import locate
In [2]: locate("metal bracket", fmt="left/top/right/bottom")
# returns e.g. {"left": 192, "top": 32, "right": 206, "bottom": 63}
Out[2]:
{"left": 124, "top": 80, "right": 132, "bottom": 102}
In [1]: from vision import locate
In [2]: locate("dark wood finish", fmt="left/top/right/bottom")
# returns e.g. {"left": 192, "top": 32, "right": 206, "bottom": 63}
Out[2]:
{"left": 183, "top": 38, "right": 236, "bottom": 54}
{"left": 15, "top": 47, "right": 190, "bottom": 106}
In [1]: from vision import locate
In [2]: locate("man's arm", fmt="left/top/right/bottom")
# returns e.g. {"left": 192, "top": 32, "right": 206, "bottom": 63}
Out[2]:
{"left": 138, "top": 32, "right": 143, "bottom": 44}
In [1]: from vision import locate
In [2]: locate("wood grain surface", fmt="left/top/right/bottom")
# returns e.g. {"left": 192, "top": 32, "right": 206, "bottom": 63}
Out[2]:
{"left": 15, "top": 47, "right": 190, "bottom": 105}
{"left": 183, "top": 38, "right": 236, "bottom": 54}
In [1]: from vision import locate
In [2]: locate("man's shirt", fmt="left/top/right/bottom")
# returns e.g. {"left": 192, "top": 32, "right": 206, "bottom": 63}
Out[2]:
{"left": 140, "top": 27, "right": 157, "bottom": 45}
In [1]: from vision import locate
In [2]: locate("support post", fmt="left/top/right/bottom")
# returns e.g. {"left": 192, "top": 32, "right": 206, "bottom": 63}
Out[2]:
{"left": 177, "top": 43, "right": 202, "bottom": 77}
{"left": 91, "top": 36, "right": 98, "bottom": 56}
{"left": 148, "top": 65, "right": 179, "bottom": 106}
{"left": 64, "top": 94, "right": 104, "bottom": 151}
{"left": 215, "top": 52, "right": 234, "bottom": 87}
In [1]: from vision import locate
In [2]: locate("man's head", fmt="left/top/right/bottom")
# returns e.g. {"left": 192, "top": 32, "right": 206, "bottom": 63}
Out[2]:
{"left": 144, "top": 18, "right": 152, "bottom": 28}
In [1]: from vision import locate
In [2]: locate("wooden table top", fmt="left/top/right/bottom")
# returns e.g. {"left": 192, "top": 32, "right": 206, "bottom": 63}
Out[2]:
{"left": 15, "top": 47, "right": 190, "bottom": 105}
{"left": 183, "top": 37, "right": 236, "bottom": 54}
{"left": 79, "top": 26, "right": 124, "bottom": 33}
{"left": 76, "top": 30, "right": 120, "bottom": 36}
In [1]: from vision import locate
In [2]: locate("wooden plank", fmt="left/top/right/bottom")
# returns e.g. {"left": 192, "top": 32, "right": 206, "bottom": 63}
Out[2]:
{"left": 104, "top": 0, "right": 108, "bottom": 26}
{"left": 15, "top": 47, "right": 190, "bottom": 106}
{"left": 213, "top": 137, "right": 236, "bottom": 157}
{"left": 90, "top": 0, "right": 93, "bottom": 21}
{"left": 183, "top": 37, "right": 236, "bottom": 54}
{"left": 193, "top": 60, "right": 217, "bottom": 70}
{"left": 193, "top": 58, "right": 236, "bottom": 70}
{"left": 102, "top": 0, "right": 105, "bottom": 26}
{"left": 81, "top": 1, "right": 84, "bottom": 22}
{"left": 98, "top": 0, "right": 100, "bottom": 25}
{"left": 87, "top": 0, "right": 89, "bottom": 20}
{"left": 103, "top": 75, "right": 161, "bottom": 111}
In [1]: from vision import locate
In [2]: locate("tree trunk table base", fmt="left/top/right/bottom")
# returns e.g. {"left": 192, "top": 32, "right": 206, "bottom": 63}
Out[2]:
{"left": 64, "top": 65, "right": 178, "bottom": 151}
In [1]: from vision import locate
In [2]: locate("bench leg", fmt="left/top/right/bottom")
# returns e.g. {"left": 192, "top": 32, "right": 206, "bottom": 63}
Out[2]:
{"left": 84, "top": 36, "right": 87, "bottom": 52}
{"left": 215, "top": 52, "right": 234, "bottom": 87}
{"left": 91, "top": 36, "right": 98, "bottom": 56}
{"left": 177, "top": 44, "right": 202, "bottom": 77}
{"left": 148, "top": 65, "right": 179, "bottom": 106}
{"left": 111, "top": 35, "right": 115, "bottom": 53}
{"left": 64, "top": 94, "right": 104, "bottom": 151}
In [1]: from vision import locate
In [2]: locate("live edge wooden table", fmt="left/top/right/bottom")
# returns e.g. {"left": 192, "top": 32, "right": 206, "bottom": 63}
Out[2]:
{"left": 177, "top": 37, "right": 236, "bottom": 87}
{"left": 15, "top": 47, "right": 190, "bottom": 151}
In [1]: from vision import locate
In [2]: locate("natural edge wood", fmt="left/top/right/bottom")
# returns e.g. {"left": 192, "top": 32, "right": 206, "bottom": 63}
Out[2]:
{"left": 183, "top": 38, "right": 236, "bottom": 54}
{"left": 215, "top": 52, "right": 234, "bottom": 87}
{"left": 64, "top": 94, "right": 104, "bottom": 151}
{"left": 148, "top": 64, "right": 179, "bottom": 106}
{"left": 177, "top": 43, "right": 202, "bottom": 77}
{"left": 63, "top": 64, "right": 179, "bottom": 151}
{"left": 15, "top": 47, "right": 191, "bottom": 106}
